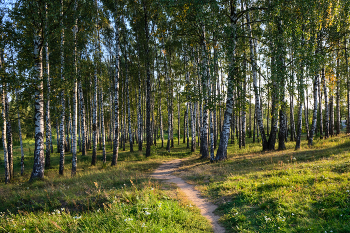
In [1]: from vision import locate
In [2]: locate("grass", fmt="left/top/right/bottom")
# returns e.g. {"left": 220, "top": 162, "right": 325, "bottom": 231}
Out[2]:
{"left": 1, "top": 132, "right": 350, "bottom": 232}
{"left": 0, "top": 138, "right": 212, "bottom": 232}
{"left": 176, "top": 134, "right": 350, "bottom": 232}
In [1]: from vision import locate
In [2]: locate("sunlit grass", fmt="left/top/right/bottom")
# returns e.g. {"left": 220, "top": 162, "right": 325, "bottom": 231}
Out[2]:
{"left": 177, "top": 134, "right": 350, "bottom": 232}
{"left": 0, "top": 135, "right": 212, "bottom": 232}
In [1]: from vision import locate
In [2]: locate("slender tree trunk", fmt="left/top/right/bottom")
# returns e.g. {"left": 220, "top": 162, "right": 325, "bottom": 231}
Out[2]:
{"left": 268, "top": 79, "right": 278, "bottom": 150}
{"left": 71, "top": 2, "right": 78, "bottom": 176}
{"left": 178, "top": 95, "right": 180, "bottom": 145}
{"left": 2, "top": 84, "right": 9, "bottom": 183}
{"left": 215, "top": 5, "right": 237, "bottom": 160}
{"left": 305, "top": 87, "right": 310, "bottom": 139}
{"left": 5, "top": 95, "right": 13, "bottom": 180}
{"left": 191, "top": 99, "right": 196, "bottom": 152}
{"left": 183, "top": 107, "right": 186, "bottom": 144}
{"left": 253, "top": 110, "right": 256, "bottom": 143}
{"left": 144, "top": 2, "right": 152, "bottom": 157}
{"left": 213, "top": 40, "right": 218, "bottom": 148}
{"left": 247, "top": 11, "right": 268, "bottom": 150}
{"left": 17, "top": 102, "right": 25, "bottom": 176}
{"left": 318, "top": 73, "right": 323, "bottom": 139}
{"left": 59, "top": 2, "right": 66, "bottom": 174}
{"left": 200, "top": 37, "right": 209, "bottom": 159}
{"left": 336, "top": 48, "right": 340, "bottom": 135}
{"left": 125, "top": 53, "right": 133, "bottom": 152}
{"left": 308, "top": 74, "right": 319, "bottom": 146}
{"left": 44, "top": 4, "right": 52, "bottom": 169}
{"left": 322, "top": 68, "right": 329, "bottom": 138}
{"left": 345, "top": 38, "right": 350, "bottom": 134}
{"left": 79, "top": 81, "right": 86, "bottom": 156}
{"left": 295, "top": 71, "right": 303, "bottom": 150}
{"left": 30, "top": 30, "right": 45, "bottom": 180}
{"left": 111, "top": 11, "right": 120, "bottom": 166}
{"left": 100, "top": 88, "right": 106, "bottom": 163}
{"left": 186, "top": 103, "right": 190, "bottom": 148}
{"left": 138, "top": 64, "right": 143, "bottom": 151}
{"left": 91, "top": 65, "right": 98, "bottom": 165}
{"left": 330, "top": 95, "right": 334, "bottom": 136}
{"left": 157, "top": 56, "right": 164, "bottom": 148}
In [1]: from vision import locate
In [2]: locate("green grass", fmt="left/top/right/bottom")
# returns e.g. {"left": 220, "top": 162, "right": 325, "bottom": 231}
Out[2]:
{"left": 1, "top": 133, "right": 350, "bottom": 232}
{"left": 176, "top": 134, "right": 350, "bottom": 232}
{"left": 0, "top": 138, "right": 212, "bottom": 232}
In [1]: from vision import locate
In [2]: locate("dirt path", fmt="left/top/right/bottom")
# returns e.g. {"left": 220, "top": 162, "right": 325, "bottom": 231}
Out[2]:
{"left": 151, "top": 159, "right": 225, "bottom": 233}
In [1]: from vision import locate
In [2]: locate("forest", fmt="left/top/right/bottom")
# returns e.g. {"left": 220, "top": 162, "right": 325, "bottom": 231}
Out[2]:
{"left": 0, "top": 0, "right": 350, "bottom": 232}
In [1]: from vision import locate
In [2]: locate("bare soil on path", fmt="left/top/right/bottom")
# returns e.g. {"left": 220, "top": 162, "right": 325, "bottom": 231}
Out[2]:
{"left": 151, "top": 159, "right": 225, "bottom": 233}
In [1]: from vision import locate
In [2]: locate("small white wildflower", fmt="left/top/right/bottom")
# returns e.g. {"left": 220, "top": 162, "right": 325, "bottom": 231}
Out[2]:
{"left": 97, "top": 209, "right": 100, "bottom": 212}
{"left": 346, "top": 190, "right": 349, "bottom": 193}
{"left": 23, "top": 229, "right": 25, "bottom": 231}
{"left": 73, "top": 216, "right": 82, "bottom": 219}
{"left": 141, "top": 223, "right": 146, "bottom": 227}
{"left": 291, "top": 213, "right": 294, "bottom": 216}
{"left": 144, "top": 211, "right": 151, "bottom": 215}
{"left": 160, "top": 229, "right": 162, "bottom": 231}
{"left": 151, "top": 188, "right": 154, "bottom": 190}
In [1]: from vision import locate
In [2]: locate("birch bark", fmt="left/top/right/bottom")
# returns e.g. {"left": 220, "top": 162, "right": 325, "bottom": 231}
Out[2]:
{"left": 30, "top": 30, "right": 45, "bottom": 180}
{"left": 308, "top": 74, "right": 319, "bottom": 146}
{"left": 246, "top": 11, "right": 268, "bottom": 150}
{"left": 143, "top": 2, "right": 152, "bottom": 157}
{"left": 200, "top": 36, "right": 209, "bottom": 159}
{"left": 59, "top": 0, "right": 66, "bottom": 175}
{"left": 72, "top": 0, "right": 78, "bottom": 176}
{"left": 111, "top": 12, "right": 120, "bottom": 166}
{"left": 2, "top": 85, "right": 9, "bottom": 183}
{"left": 45, "top": 3, "right": 52, "bottom": 169}
{"left": 322, "top": 68, "right": 329, "bottom": 138}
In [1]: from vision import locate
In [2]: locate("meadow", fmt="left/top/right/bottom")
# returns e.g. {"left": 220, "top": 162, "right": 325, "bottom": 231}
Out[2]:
{"left": 0, "top": 133, "right": 349, "bottom": 232}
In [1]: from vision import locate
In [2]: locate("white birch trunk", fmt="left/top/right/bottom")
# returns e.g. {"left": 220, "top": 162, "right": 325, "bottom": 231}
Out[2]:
{"left": 45, "top": 3, "right": 52, "bottom": 169}
{"left": 2, "top": 82, "right": 9, "bottom": 183}
{"left": 30, "top": 32, "right": 45, "bottom": 180}
{"left": 100, "top": 88, "right": 106, "bottom": 163}
{"left": 92, "top": 0, "right": 98, "bottom": 165}
{"left": 216, "top": 9, "right": 237, "bottom": 160}
{"left": 72, "top": 1, "right": 78, "bottom": 176}
{"left": 112, "top": 12, "right": 120, "bottom": 166}
{"left": 322, "top": 68, "right": 329, "bottom": 138}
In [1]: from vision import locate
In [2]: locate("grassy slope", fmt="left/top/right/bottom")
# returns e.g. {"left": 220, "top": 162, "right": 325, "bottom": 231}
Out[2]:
{"left": 0, "top": 139, "right": 212, "bottom": 232}
{"left": 177, "top": 134, "right": 350, "bottom": 232}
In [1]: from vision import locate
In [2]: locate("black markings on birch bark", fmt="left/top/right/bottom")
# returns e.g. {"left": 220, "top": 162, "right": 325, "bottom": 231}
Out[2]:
{"left": 45, "top": 3, "right": 52, "bottom": 169}
{"left": 59, "top": 0, "right": 66, "bottom": 175}
{"left": 308, "top": 74, "right": 319, "bottom": 146}
{"left": 322, "top": 68, "right": 329, "bottom": 138}
{"left": 71, "top": 0, "right": 78, "bottom": 176}
{"left": 112, "top": 10, "right": 120, "bottom": 166}
{"left": 2, "top": 80, "right": 9, "bottom": 183}
{"left": 144, "top": 1, "right": 151, "bottom": 157}
{"left": 246, "top": 10, "right": 268, "bottom": 151}
{"left": 5, "top": 94, "right": 13, "bottom": 180}
{"left": 30, "top": 30, "right": 45, "bottom": 180}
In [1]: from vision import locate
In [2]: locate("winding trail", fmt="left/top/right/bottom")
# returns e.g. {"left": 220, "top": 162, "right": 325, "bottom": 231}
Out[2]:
{"left": 151, "top": 159, "right": 225, "bottom": 233}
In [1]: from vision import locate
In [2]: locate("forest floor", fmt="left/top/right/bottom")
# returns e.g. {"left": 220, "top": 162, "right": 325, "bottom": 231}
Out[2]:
{"left": 0, "top": 133, "right": 349, "bottom": 232}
